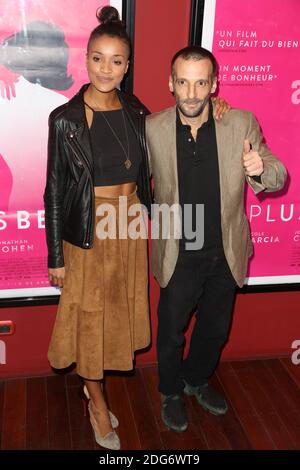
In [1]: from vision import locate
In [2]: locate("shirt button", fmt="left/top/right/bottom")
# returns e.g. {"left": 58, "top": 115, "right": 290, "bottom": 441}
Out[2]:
{"left": 188, "top": 138, "right": 192, "bottom": 142}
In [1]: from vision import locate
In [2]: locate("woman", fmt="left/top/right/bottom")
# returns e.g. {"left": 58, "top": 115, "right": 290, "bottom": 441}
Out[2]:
{"left": 44, "top": 6, "right": 152, "bottom": 451}
{"left": 44, "top": 6, "right": 229, "bottom": 450}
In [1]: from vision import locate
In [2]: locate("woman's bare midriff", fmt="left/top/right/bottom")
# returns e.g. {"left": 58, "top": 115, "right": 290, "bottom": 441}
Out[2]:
{"left": 94, "top": 182, "right": 136, "bottom": 197}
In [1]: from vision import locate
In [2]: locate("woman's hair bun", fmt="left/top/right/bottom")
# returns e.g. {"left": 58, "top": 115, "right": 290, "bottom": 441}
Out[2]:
{"left": 96, "top": 6, "right": 120, "bottom": 24}
{"left": 88, "top": 5, "right": 130, "bottom": 53}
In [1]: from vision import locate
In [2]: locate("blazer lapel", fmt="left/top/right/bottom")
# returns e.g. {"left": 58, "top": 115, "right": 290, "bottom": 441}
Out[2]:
{"left": 161, "top": 107, "right": 179, "bottom": 205}
{"left": 157, "top": 105, "right": 233, "bottom": 212}
{"left": 215, "top": 117, "right": 234, "bottom": 216}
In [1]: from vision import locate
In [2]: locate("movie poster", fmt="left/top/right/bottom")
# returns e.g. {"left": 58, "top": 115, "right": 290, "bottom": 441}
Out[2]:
{"left": 0, "top": 0, "right": 122, "bottom": 298}
{"left": 202, "top": 0, "right": 300, "bottom": 284}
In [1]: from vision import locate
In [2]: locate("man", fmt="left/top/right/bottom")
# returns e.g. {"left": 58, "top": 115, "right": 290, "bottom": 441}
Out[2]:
{"left": 146, "top": 46, "right": 287, "bottom": 432}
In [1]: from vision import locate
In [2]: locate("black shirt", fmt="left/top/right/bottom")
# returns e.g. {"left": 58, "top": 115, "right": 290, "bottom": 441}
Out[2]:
{"left": 176, "top": 99, "right": 223, "bottom": 252}
{"left": 89, "top": 108, "right": 142, "bottom": 186}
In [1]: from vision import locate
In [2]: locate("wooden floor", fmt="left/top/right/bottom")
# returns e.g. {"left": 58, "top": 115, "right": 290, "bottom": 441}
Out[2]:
{"left": 1, "top": 358, "right": 300, "bottom": 450}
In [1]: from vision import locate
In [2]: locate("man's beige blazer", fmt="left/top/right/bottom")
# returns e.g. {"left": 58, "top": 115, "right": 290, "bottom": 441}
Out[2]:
{"left": 146, "top": 106, "right": 287, "bottom": 288}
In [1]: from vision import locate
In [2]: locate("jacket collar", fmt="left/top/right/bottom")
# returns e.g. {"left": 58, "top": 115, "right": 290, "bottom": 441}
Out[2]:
{"left": 65, "top": 83, "right": 89, "bottom": 123}
{"left": 161, "top": 101, "right": 232, "bottom": 219}
{"left": 65, "top": 83, "right": 143, "bottom": 123}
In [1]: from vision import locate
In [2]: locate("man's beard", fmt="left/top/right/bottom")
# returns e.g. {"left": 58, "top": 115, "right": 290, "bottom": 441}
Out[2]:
{"left": 176, "top": 94, "right": 210, "bottom": 118}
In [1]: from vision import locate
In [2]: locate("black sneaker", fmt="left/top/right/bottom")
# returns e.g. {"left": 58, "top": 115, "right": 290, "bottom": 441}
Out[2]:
{"left": 161, "top": 394, "right": 188, "bottom": 432}
{"left": 183, "top": 381, "right": 228, "bottom": 416}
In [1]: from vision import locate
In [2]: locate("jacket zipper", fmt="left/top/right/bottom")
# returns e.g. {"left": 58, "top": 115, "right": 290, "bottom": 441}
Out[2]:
{"left": 67, "top": 136, "right": 95, "bottom": 247}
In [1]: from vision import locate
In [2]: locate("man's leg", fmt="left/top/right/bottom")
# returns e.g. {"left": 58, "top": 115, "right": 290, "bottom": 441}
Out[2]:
{"left": 157, "top": 251, "right": 204, "bottom": 394}
{"left": 157, "top": 251, "right": 205, "bottom": 431}
{"left": 182, "top": 251, "right": 236, "bottom": 414}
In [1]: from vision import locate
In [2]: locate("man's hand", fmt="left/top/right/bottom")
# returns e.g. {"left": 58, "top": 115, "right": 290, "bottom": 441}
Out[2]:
{"left": 242, "top": 139, "right": 264, "bottom": 176}
{"left": 212, "top": 96, "right": 231, "bottom": 120}
{"left": 48, "top": 267, "right": 65, "bottom": 288}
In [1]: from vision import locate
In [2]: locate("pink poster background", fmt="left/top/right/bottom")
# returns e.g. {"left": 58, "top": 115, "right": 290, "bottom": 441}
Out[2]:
{"left": 207, "top": 0, "right": 300, "bottom": 284}
{"left": 0, "top": 0, "right": 117, "bottom": 297}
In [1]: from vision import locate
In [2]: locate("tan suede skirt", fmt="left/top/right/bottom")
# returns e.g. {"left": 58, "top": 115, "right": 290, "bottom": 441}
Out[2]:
{"left": 48, "top": 190, "right": 150, "bottom": 380}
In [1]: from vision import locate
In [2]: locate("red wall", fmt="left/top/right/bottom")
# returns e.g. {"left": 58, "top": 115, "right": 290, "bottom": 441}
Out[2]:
{"left": 1, "top": 289, "right": 299, "bottom": 378}
{"left": 0, "top": 0, "right": 299, "bottom": 379}
{"left": 134, "top": 0, "right": 191, "bottom": 111}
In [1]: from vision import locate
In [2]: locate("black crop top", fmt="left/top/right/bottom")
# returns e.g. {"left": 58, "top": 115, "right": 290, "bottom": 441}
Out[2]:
{"left": 88, "top": 106, "right": 142, "bottom": 186}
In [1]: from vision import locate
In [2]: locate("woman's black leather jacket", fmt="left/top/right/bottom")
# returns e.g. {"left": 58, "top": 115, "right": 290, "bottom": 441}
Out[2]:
{"left": 43, "top": 84, "right": 152, "bottom": 268}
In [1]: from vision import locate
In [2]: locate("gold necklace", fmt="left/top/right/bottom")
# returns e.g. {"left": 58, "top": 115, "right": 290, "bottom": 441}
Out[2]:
{"left": 100, "top": 109, "right": 132, "bottom": 170}
{"left": 85, "top": 98, "right": 132, "bottom": 170}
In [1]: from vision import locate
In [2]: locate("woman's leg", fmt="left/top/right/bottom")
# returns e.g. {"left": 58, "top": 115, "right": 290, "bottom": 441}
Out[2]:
{"left": 84, "top": 379, "right": 113, "bottom": 436}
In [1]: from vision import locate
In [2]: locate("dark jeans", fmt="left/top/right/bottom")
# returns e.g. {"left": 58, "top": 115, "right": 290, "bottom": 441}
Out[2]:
{"left": 157, "top": 247, "right": 237, "bottom": 395}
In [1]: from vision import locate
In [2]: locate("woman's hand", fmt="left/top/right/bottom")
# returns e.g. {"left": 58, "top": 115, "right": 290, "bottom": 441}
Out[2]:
{"left": 48, "top": 267, "right": 65, "bottom": 288}
{"left": 212, "top": 96, "right": 231, "bottom": 120}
